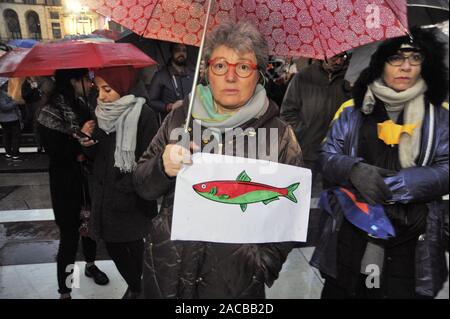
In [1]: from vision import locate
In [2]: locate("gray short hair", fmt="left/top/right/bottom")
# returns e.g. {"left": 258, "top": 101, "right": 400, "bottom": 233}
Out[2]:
{"left": 203, "top": 21, "right": 268, "bottom": 72}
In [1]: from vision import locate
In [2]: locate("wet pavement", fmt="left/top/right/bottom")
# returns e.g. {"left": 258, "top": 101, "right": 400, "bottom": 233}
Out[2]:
{"left": 0, "top": 153, "right": 48, "bottom": 174}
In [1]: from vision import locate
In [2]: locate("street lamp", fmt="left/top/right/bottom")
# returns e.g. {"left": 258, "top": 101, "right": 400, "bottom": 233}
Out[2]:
{"left": 66, "top": 0, "right": 82, "bottom": 13}
{"left": 65, "top": 0, "right": 83, "bottom": 35}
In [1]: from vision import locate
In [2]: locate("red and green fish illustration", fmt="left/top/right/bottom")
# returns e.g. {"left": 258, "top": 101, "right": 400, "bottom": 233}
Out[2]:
{"left": 192, "top": 171, "right": 300, "bottom": 212}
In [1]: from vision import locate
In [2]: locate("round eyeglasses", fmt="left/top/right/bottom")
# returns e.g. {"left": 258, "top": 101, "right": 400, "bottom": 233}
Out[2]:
{"left": 386, "top": 53, "right": 425, "bottom": 67}
{"left": 208, "top": 58, "right": 258, "bottom": 78}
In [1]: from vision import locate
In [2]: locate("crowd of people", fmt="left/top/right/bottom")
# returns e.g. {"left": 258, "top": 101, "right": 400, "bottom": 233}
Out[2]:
{"left": 0, "top": 21, "right": 448, "bottom": 299}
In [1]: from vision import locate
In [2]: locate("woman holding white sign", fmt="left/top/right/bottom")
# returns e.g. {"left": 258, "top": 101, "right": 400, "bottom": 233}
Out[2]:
{"left": 134, "top": 22, "right": 304, "bottom": 299}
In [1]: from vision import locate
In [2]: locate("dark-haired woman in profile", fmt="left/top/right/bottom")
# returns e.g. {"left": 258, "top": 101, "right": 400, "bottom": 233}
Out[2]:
{"left": 37, "top": 68, "right": 109, "bottom": 299}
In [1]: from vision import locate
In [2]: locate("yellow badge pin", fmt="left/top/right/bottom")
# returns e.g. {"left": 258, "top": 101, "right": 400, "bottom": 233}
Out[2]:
{"left": 377, "top": 120, "right": 417, "bottom": 145}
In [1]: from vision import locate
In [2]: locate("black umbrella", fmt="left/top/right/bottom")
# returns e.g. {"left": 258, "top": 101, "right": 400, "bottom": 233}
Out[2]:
{"left": 116, "top": 30, "right": 199, "bottom": 68}
{"left": 408, "top": 0, "right": 449, "bottom": 27}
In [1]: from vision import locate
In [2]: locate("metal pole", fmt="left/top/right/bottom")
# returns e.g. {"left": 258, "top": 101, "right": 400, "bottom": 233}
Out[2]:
{"left": 183, "top": 0, "right": 215, "bottom": 133}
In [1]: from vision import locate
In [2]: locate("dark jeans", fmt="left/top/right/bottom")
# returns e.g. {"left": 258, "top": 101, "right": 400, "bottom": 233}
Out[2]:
{"left": 1, "top": 120, "right": 21, "bottom": 156}
{"left": 105, "top": 239, "right": 144, "bottom": 293}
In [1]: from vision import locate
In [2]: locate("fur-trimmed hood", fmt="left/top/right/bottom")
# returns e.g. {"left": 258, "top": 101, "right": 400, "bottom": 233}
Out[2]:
{"left": 353, "top": 27, "right": 449, "bottom": 109}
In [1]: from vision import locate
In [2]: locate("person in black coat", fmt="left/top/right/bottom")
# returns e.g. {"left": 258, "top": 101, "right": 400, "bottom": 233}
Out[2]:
{"left": 79, "top": 66, "right": 159, "bottom": 299}
{"left": 36, "top": 68, "right": 109, "bottom": 299}
{"left": 21, "top": 76, "right": 54, "bottom": 151}
{"left": 147, "top": 43, "right": 194, "bottom": 124}
{"left": 280, "top": 53, "right": 351, "bottom": 179}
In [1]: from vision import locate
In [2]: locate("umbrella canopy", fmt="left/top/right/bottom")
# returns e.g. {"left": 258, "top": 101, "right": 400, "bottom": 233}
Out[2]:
{"left": 8, "top": 39, "right": 39, "bottom": 48}
{"left": 0, "top": 48, "right": 30, "bottom": 77}
{"left": 0, "top": 41, "right": 157, "bottom": 77}
{"left": 83, "top": 0, "right": 408, "bottom": 59}
{"left": 345, "top": 41, "right": 380, "bottom": 84}
{"left": 408, "top": 0, "right": 449, "bottom": 27}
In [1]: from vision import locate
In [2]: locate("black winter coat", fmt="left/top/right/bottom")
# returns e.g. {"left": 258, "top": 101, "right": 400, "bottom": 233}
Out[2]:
{"left": 38, "top": 124, "right": 84, "bottom": 228}
{"left": 147, "top": 65, "right": 194, "bottom": 116}
{"left": 280, "top": 63, "right": 351, "bottom": 167}
{"left": 84, "top": 104, "right": 159, "bottom": 243}
{"left": 37, "top": 93, "right": 90, "bottom": 228}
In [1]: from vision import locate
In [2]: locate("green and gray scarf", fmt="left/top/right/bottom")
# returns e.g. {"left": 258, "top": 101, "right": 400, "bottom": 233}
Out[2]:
{"left": 192, "top": 84, "right": 269, "bottom": 132}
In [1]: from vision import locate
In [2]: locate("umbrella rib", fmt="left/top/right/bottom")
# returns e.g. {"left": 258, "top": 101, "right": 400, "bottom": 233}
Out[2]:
{"left": 184, "top": 0, "right": 216, "bottom": 132}
{"left": 407, "top": 4, "right": 449, "bottom": 11}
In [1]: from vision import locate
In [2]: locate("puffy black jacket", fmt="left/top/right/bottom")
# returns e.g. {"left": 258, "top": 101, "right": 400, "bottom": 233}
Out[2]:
{"left": 312, "top": 98, "right": 449, "bottom": 298}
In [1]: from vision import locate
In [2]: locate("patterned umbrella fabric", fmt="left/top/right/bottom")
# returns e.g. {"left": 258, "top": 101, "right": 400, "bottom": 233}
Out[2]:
{"left": 83, "top": 0, "right": 408, "bottom": 59}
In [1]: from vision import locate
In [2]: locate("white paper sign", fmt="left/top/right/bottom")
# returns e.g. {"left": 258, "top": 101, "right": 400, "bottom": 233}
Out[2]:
{"left": 171, "top": 153, "right": 312, "bottom": 243}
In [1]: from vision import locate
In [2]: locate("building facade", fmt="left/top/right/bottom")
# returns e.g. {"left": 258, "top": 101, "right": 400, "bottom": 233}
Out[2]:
{"left": 0, "top": 0, "right": 105, "bottom": 42}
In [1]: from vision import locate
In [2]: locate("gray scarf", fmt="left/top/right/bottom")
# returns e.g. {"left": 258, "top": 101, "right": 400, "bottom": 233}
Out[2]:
{"left": 95, "top": 94, "right": 144, "bottom": 173}
{"left": 362, "top": 78, "right": 427, "bottom": 168}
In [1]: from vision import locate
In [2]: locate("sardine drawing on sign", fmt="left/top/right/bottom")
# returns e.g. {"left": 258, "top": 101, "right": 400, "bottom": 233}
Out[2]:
{"left": 192, "top": 170, "right": 300, "bottom": 212}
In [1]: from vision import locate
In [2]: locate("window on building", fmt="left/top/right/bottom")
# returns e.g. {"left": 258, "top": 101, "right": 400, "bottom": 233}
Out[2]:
{"left": 50, "top": 11, "right": 60, "bottom": 19}
{"left": 46, "top": 0, "right": 61, "bottom": 5}
{"left": 4, "top": 9, "right": 22, "bottom": 39}
{"left": 51, "top": 22, "right": 62, "bottom": 39}
{"left": 23, "top": 0, "right": 37, "bottom": 4}
{"left": 26, "top": 11, "right": 42, "bottom": 40}
{"left": 0, "top": 0, "right": 16, "bottom": 3}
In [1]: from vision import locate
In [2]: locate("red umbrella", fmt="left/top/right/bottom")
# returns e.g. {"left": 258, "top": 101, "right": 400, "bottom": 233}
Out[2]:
{"left": 84, "top": 0, "right": 408, "bottom": 59}
{"left": 0, "top": 41, "right": 157, "bottom": 77}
